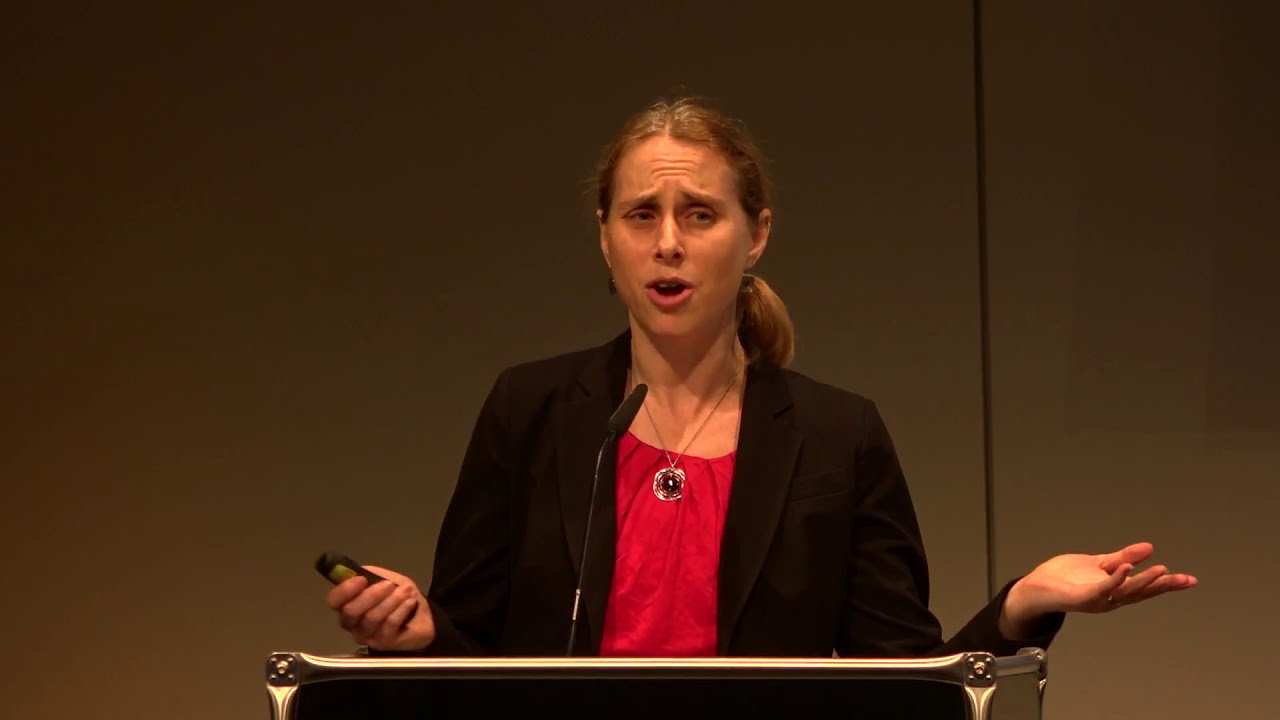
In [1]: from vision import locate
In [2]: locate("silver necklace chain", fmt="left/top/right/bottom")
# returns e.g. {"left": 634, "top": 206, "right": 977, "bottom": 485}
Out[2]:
{"left": 638, "top": 367, "right": 740, "bottom": 471}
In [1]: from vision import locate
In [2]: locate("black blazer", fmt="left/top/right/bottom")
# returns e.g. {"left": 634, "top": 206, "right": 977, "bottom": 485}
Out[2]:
{"left": 419, "top": 331, "right": 1062, "bottom": 657}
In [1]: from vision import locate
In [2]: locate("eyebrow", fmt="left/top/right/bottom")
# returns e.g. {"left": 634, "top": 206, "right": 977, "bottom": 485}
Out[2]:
{"left": 617, "top": 190, "right": 724, "bottom": 211}
{"left": 680, "top": 190, "right": 722, "bottom": 208}
{"left": 617, "top": 192, "right": 659, "bottom": 212}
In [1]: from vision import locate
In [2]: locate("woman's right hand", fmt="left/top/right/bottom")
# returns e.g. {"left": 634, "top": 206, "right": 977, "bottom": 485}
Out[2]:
{"left": 326, "top": 565, "right": 436, "bottom": 651}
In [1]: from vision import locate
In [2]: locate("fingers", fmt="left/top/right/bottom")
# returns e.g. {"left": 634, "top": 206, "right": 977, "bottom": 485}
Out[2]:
{"left": 1081, "top": 563, "right": 1132, "bottom": 612}
{"left": 358, "top": 583, "right": 413, "bottom": 636}
{"left": 1117, "top": 572, "right": 1198, "bottom": 605}
{"left": 384, "top": 593, "right": 420, "bottom": 629}
{"left": 1108, "top": 565, "right": 1167, "bottom": 604}
{"left": 370, "top": 595, "right": 421, "bottom": 647}
{"left": 363, "top": 565, "right": 410, "bottom": 585}
{"left": 1098, "top": 542, "right": 1154, "bottom": 572}
{"left": 326, "top": 576, "right": 369, "bottom": 611}
{"left": 1103, "top": 563, "right": 1200, "bottom": 610}
{"left": 337, "top": 580, "right": 398, "bottom": 631}
{"left": 1099, "top": 563, "right": 1133, "bottom": 595}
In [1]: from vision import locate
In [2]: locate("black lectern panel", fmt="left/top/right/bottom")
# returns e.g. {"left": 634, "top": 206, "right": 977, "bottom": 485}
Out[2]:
{"left": 296, "top": 676, "right": 967, "bottom": 720}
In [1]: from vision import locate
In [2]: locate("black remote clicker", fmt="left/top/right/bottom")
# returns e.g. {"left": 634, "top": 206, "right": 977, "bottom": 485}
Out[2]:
{"left": 315, "top": 551, "right": 419, "bottom": 624}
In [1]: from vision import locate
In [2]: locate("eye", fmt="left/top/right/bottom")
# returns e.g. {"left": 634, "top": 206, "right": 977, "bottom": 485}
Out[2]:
{"left": 628, "top": 209, "right": 657, "bottom": 222}
{"left": 689, "top": 209, "right": 715, "bottom": 224}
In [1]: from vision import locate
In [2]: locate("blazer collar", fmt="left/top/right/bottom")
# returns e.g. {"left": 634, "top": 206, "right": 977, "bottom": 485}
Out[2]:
{"left": 554, "top": 330, "right": 801, "bottom": 655}
{"left": 717, "top": 359, "right": 802, "bottom": 652}
{"left": 555, "top": 331, "right": 629, "bottom": 654}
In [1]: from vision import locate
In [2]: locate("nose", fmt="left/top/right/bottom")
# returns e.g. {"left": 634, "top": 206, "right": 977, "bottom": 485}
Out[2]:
{"left": 655, "top": 215, "right": 684, "bottom": 262}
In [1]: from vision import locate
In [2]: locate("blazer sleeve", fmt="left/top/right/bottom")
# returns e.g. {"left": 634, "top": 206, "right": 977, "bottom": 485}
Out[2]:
{"left": 836, "top": 400, "right": 1063, "bottom": 658}
{"left": 417, "top": 369, "right": 515, "bottom": 656}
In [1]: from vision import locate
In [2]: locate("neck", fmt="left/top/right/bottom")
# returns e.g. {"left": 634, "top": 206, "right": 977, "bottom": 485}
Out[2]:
{"left": 627, "top": 318, "right": 744, "bottom": 406}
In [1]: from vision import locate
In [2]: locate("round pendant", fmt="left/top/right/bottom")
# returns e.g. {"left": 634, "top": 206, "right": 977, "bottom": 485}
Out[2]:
{"left": 653, "top": 466, "right": 685, "bottom": 501}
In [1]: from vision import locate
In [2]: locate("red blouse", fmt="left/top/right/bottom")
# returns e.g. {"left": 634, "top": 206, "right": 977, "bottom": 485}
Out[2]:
{"left": 599, "top": 431, "right": 737, "bottom": 656}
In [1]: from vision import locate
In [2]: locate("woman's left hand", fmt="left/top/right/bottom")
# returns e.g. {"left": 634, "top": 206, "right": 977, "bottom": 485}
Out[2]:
{"left": 1000, "top": 542, "right": 1197, "bottom": 639}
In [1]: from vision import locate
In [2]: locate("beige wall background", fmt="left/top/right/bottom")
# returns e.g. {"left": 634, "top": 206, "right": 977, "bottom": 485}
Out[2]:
{"left": 0, "top": 2, "right": 1271, "bottom": 719}
{"left": 1, "top": 4, "right": 988, "bottom": 719}
{"left": 983, "top": 2, "right": 1277, "bottom": 718}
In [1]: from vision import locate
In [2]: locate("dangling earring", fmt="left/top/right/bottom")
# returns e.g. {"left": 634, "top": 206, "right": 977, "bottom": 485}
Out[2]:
{"left": 740, "top": 274, "right": 756, "bottom": 293}
{"left": 608, "top": 275, "right": 617, "bottom": 295}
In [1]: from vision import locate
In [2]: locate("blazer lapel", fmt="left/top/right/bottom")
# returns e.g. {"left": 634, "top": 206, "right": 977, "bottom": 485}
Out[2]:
{"left": 717, "top": 362, "right": 802, "bottom": 653}
{"left": 556, "top": 332, "right": 629, "bottom": 654}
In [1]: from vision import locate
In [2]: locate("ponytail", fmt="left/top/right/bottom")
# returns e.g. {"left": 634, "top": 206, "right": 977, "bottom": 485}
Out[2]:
{"left": 737, "top": 274, "right": 795, "bottom": 367}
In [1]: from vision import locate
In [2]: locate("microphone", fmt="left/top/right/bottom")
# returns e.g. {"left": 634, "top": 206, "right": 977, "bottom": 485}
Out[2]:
{"left": 566, "top": 383, "right": 647, "bottom": 655}
{"left": 606, "top": 383, "right": 648, "bottom": 436}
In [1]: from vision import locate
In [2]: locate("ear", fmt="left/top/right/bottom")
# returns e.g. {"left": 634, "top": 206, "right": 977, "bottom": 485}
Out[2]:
{"left": 747, "top": 208, "right": 771, "bottom": 268}
{"left": 597, "top": 208, "right": 611, "bottom": 268}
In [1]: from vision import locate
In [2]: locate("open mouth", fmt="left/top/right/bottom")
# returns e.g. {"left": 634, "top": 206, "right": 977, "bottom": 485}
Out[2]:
{"left": 648, "top": 279, "right": 690, "bottom": 296}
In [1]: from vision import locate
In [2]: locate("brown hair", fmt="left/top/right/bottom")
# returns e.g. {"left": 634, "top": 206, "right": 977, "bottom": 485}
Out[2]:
{"left": 595, "top": 98, "right": 796, "bottom": 367}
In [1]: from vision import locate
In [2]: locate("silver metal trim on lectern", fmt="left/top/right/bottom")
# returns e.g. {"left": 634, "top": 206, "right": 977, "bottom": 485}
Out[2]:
{"left": 266, "top": 647, "right": 1047, "bottom": 720}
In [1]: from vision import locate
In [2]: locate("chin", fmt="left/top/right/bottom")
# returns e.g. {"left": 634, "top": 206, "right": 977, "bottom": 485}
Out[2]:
{"left": 634, "top": 314, "right": 708, "bottom": 341}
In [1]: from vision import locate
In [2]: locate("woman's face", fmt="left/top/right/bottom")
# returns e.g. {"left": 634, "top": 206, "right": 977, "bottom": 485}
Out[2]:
{"left": 599, "top": 135, "right": 769, "bottom": 343}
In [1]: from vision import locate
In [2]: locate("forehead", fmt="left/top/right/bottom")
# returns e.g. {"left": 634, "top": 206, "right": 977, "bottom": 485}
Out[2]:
{"left": 613, "top": 135, "right": 736, "bottom": 199}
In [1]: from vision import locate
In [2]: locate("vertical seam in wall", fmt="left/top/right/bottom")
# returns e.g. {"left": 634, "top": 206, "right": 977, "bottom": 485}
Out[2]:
{"left": 972, "top": 0, "right": 997, "bottom": 599}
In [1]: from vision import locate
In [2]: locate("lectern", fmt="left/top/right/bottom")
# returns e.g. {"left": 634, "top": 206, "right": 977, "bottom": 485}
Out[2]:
{"left": 265, "top": 649, "right": 1047, "bottom": 719}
